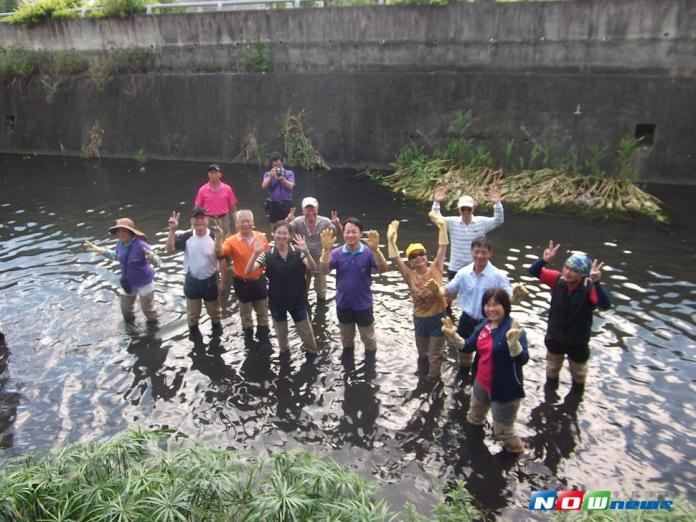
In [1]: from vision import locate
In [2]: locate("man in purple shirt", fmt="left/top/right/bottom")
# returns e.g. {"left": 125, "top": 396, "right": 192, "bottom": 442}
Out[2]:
{"left": 320, "top": 217, "right": 388, "bottom": 360}
{"left": 261, "top": 152, "right": 295, "bottom": 225}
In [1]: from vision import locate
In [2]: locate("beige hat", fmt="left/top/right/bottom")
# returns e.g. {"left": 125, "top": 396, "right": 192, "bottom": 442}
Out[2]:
{"left": 457, "top": 195, "right": 475, "bottom": 209}
{"left": 302, "top": 196, "right": 319, "bottom": 208}
{"left": 108, "top": 218, "right": 146, "bottom": 239}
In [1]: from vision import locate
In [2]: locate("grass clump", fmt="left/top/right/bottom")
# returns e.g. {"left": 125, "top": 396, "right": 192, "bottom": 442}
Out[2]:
{"left": 241, "top": 38, "right": 272, "bottom": 73}
{"left": 89, "top": 0, "right": 145, "bottom": 18}
{"left": 2, "top": 0, "right": 79, "bottom": 27}
{"left": 279, "top": 109, "right": 331, "bottom": 170}
{"left": 0, "top": 430, "right": 415, "bottom": 521}
{"left": 88, "top": 47, "right": 154, "bottom": 91}
{"left": 370, "top": 111, "right": 667, "bottom": 223}
{"left": 236, "top": 128, "right": 268, "bottom": 165}
{"left": 82, "top": 120, "right": 105, "bottom": 159}
{"left": 0, "top": 46, "right": 35, "bottom": 82}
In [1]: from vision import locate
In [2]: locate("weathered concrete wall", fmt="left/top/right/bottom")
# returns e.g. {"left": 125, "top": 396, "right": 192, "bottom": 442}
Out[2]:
{"left": 1, "top": 0, "right": 695, "bottom": 183}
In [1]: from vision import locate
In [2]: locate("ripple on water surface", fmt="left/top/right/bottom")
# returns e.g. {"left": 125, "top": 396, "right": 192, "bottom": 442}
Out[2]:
{"left": 0, "top": 157, "right": 695, "bottom": 516}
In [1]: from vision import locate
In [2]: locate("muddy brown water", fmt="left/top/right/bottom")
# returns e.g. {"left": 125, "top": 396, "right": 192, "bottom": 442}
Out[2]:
{"left": 0, "top": 155, "right": 694, "bottom": 518}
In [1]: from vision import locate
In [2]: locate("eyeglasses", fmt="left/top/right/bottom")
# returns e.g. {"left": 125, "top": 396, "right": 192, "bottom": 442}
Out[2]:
{"left": 408, "top": 252, "right": 427, "bottom": 260}
{"left": 459, "top": 207, "right": 473, "bottom": 212}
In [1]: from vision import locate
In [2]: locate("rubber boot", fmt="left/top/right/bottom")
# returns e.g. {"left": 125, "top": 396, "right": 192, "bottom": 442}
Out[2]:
{"left": 416, "top": 356, "right": 429, "bottom": 376}
{"left": 139, "top": 292, "right": 158, "bottom": 323}
{"left": 494, "top": 421, "right": 525, "bottom": 454}
{"left": 257, "top": 324, "right": 271, "bottom": 343}
{"left": 466, "top": 394, "right": 489, "bottom": 426}
{"left": 427, "top": 337, "right": 445, "bottom": 379}
{"left": 120, "top": 294, "right": 137, "bottom": 323}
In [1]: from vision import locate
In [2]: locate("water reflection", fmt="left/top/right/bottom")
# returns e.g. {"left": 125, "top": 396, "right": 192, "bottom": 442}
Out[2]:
{"left": 0, "top": 156, "right": 695, "bottom": 514}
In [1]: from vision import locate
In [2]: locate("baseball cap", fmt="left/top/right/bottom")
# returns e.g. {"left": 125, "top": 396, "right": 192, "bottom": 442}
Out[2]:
{"left": 302, "top": 197, "right": 319, "bottom": 208}
{"left": 457, "top": 195, "right": 475, "bottom": 209}
{"left": 207, "top": 164, "right": 222, "bottom": 172}
{"left": 191, "top": 207, "right": 209, "bottom": 217}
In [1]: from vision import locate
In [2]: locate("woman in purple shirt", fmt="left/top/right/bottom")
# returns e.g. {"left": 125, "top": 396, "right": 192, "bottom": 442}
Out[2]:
{"left": 84, "top": 218, "right": 159, "bottom": 323}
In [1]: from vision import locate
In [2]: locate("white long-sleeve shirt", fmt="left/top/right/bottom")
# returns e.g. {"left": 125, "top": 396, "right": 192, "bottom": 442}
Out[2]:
{"left": 431, "top": 201, "right": 504, "bottom": 272}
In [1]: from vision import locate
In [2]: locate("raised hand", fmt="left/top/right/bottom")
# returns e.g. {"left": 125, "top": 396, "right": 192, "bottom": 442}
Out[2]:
{"left": 489, "top": 185, "right": 501, "bottom": 204}
{"left": 83, "top": 240, "right": 105, "bottom": 254}
{"left": 330, "top": 210, "right": 341, "bottom": 227}
{"left": 168, "top": 211, "right": 180, "bottom": 232}
{"left": 293, "top": 233, "right": 308, "bottom": 252}
{"left": 511, "top": 283, "right": 528, "bottom": 305}
{"left": 144, "top": 250, "right": 156, "bottom": 264}
{"left": 543, "top": 240, "right": 560, "bottom": 262}
{"left": 506, "top": 318, "right": 523, "bottom": 356}
{"left": 387, "top": 220, "right": 399, "bottom": 243}
{"left": 434, "top": 185, "right": 448, "bottom": 203}
{"left": 286, "top": 207, "right": 296, "bottom": 221}
{"left": 364, "top": 230, "right": 380, "bottom": 251}
{"left": 428, "top": 210, "right": 445, "bottom": 228}
{"left": 425, "top": 278, "right": 444, "bottom": 297}
{"left": 320, "top": 228, "right": 335, "bottom": 252}
{"left": 441, "top": 316, "right": 457, "bottom": 338}
{"left": 590, "top": 259, "right": 605, "bottom": 282}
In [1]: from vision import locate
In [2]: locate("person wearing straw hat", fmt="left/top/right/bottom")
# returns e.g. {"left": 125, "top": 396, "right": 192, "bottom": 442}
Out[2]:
{"left": 529, "top": 241, "right": 611, "bottom": 396}
{"left": 84, "top": 218, "right": 159, "bottom": 323}
{"left": 386, "top": 212, "right": 449, "bottom": 378}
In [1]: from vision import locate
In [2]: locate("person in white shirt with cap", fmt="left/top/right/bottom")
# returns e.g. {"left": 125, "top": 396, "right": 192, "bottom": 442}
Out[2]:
{"left": 430, "top": 185, "right": 504, "bottom": 280}
{"left": 285, "top": 196, "right": 343, "bottom": 302}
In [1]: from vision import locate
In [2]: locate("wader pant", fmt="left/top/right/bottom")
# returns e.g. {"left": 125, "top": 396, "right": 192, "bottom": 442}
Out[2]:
{"left": 184, "top": 273, "right": 221, "bottom": 327}
{"left": 233, "top": 276, "right": 269, "bottom": 329}
{"left": 414, "top": 311, "right": 446, "bottom": 378}
{"left": 337, "top": 307, "right": 376, "bottom": 353}
{"left": 306, "top": 270, "right": 327, "bottom": 301}
{"left": 271, "top": 307, "right": 318, "bottom": 355}
{"left": 120, "top": 283, "right": 157, "bottom": 322}
{"left": 545, "top": 340, "right": 590, "bottom": 385}
{"left": 467, "top": 380, "right": 524, "bottom": 453}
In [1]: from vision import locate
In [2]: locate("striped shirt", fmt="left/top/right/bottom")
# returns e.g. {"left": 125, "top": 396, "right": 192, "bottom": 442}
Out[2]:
{"left": 431, "top": 201, "right": 504, "bottom": 272}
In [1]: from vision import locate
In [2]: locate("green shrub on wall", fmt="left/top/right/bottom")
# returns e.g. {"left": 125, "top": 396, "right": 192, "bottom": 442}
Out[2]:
{"left": 3, "top": 0, "right": 79, "bottom": 27}
{"left": 0, "top": 46, "right": 35, "bottom": 81}
{"left": 89, "top": 0, "right": 145, "bottom": 18}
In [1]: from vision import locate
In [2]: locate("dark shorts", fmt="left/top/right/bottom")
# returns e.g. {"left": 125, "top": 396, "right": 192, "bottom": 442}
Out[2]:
{"left": 271, "top": 306, "right": 308, "bottom": 323}
{"left": 265, "top": 199, "right": 293, "bottom": 224}
{"left": 184, "top": 273, "right": 218, "bottom": 302}
{"left": 545, "top": 339, "right": 591, "bottom": 364}
{"left": 337, "top": 307, "right": 374, "bottom": 327}
{"left": 232, "top": 276, "right": 268, "bottom": 303}
{"left": 413, "top": 311, "right": 446, "bottom": 338}
{"left": 457, "top": 312, "right": 481, "bottom": 339}
{"left": 447, "top": 270, "right": 458, "bottom": 281}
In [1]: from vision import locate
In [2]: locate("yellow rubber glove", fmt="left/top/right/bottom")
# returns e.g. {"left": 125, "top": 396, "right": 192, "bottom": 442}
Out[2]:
{"left": 506, "top": 318, "right": 523, "bottom": 357}
{"left": 426, "top": 278, "right": 446, "bottom": 298}
{"left": 511, "top": 283, "right": 528, "bottom": 305}
{"left": 428, "top": 210, "right": 449, "bottom": 246}
{"left": 320, "top": 228, "right": 335, "bottom": 264}
{"left": 441, "top": 316, "right": 465, "bottom": 350}
{"left": 387, "top": 220, "right": 399, "bottom": 258}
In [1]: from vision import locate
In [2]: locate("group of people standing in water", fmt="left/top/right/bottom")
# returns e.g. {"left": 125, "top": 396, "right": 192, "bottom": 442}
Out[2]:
{"left": 84, "top": 153, "right": 612, "bottom": 454}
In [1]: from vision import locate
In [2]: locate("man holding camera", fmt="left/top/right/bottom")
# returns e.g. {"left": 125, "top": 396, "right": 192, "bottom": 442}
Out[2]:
{"left": 261, "top": 152, "right": 295, "bottom": 225}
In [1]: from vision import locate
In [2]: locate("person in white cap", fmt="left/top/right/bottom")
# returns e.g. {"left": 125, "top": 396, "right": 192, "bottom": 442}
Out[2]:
{"left": 285, "top": 196, "right": 343, "bottom": 302}
{"left": 430, "top": 186, "right": 504, "bottom": 279}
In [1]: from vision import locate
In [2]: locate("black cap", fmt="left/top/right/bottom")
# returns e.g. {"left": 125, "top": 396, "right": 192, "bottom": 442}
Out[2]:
{"left": 207, "top": 163, "right": 222, "bottom": 172}
{"left": 191, "top": 207, "right": 208, "bottom": 217}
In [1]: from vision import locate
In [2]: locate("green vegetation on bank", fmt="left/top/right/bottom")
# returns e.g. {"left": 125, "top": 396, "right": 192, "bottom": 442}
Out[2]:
{"left": 369, "top": 112, "right": 667, "bottom": 223}
{"left": 0, "top": 429, "right": 483, "bottom": 521}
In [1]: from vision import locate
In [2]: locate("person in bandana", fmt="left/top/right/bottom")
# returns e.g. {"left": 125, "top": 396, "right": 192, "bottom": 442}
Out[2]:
{"left": 529, "top": 241, "right": 612, "bottom": 396}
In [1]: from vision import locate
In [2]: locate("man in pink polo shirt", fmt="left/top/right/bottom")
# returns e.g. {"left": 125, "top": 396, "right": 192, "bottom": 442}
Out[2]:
{"left": 194, "top": 164, "right": 238, "bottom": 240}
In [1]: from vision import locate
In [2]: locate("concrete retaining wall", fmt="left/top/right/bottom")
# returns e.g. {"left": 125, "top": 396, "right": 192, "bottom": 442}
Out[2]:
{"left": 1, "top": 0, "right": 695, "bottom": 183}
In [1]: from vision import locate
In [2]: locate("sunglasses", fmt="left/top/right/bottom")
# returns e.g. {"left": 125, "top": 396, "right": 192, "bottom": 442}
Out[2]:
{"left": 459, "top": 207, "right": 473, "bottom": 212}
{"left": 409, "top": 252, "right": 427, "bottom": 260}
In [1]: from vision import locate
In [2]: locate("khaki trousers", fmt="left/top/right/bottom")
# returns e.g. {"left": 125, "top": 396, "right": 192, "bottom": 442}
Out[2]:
{"left": 239, "top": 299, "right": 269, "bottom": 329}
{"left": 186, "top": 298, "right": 222, "bottom": 327}
{"left": 416, "top": 336, "right": 445, "bottom": 378}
